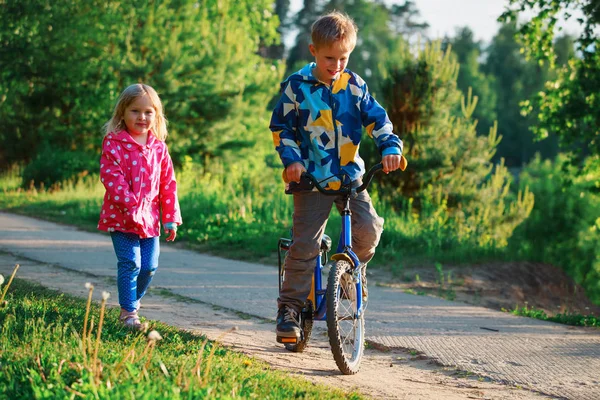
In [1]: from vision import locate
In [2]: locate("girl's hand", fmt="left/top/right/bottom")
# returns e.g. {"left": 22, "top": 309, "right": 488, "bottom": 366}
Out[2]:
{"left": 164, "top": 222, "right": 178, "bottom": 242}
{"left": 165, "top": 229, "right": 177, "bottom": 242}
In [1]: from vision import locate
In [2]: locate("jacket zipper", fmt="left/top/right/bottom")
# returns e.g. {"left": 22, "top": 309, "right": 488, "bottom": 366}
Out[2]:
{"left": 328, "top": 85, "right": 341, "bottom": 175}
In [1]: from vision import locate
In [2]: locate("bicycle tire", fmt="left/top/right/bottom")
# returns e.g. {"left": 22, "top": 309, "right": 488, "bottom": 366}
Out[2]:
{"left": 326, "top": 260, "right": 364, "bottom": 374}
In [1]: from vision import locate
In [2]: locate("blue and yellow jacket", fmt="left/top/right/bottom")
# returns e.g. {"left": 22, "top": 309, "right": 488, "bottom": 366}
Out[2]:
{"left": 270, "top": 63, "right": 403, "bottom": 190}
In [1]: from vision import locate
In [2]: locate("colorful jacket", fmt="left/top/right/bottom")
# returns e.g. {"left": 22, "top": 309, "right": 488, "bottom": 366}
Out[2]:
{"left": 97, "top": 130, "right": 182, "bottom": 238}
{"left": 269, "top": 62, "right": 403, "bottom": 190}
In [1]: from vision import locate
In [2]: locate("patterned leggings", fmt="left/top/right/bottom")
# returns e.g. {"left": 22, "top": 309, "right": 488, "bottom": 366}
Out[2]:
{"left": 110, "top": 231, "right": 160, "bottom": 312}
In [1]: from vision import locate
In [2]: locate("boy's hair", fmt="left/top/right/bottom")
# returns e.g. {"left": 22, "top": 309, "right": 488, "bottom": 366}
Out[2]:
{"left": 311, "top": 11, "right": 358, "bottom": 51}
{"left": 104, "top": 83, "right": 168, "bottom": 141}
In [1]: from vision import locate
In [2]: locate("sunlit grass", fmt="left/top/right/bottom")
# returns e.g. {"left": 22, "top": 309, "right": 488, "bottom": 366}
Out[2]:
{"left": 0, "top": 278, "right": 362, "bottom": 399}
{"left": 509, "top": 304, "right": 599, "bottom": 328}
{"left": 0, "top": 161, "right": 500, "bottom": 270}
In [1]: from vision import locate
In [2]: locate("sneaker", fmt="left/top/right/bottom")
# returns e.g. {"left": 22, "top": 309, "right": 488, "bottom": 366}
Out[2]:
{"left": 276, "top": 306, "right": 301, "bottom": 338}
{"left": 119, "top": 309, "right": 146, "bottom": 331}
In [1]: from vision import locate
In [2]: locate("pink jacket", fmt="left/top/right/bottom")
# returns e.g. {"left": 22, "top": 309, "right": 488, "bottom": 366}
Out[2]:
{"left": 97, "top": 130, "right": 182, "bottom": 238}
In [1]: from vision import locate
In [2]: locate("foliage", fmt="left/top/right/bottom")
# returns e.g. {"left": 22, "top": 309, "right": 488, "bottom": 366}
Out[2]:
{"left": 21, "top": 146, "right": 97, "bottom": 189}
{"left": 508, "top": 154, "right": 600, "bottom": 303}
{"left": 443, "top": 27, "right": 497, "bottom": 136}
{"left": 0, "top": 279, "right": 361, "bottom": 399}
{"left": 511, "top": 304, "right": 599, "bottom": 327}
{"left": 482, "top": 23, "right": 569, "bottom": 167}
{"left": 373, "top": 40, "right": 534, "bottom": 248}
{"left": 500, "top": 0, "right": 600, "bottom": 161}
{"left": 0, "top": 0, "right": 283, "bottom": 179}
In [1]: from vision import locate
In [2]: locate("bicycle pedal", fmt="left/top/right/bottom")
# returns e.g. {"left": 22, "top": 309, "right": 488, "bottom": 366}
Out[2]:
{"left": 277, "top": 336, "right": 298, "bottom": 344}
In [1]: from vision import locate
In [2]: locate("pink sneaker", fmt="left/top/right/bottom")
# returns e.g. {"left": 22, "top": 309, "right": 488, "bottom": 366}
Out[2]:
{"left": 119, "top": 309, "right": 146, "bottom": 331}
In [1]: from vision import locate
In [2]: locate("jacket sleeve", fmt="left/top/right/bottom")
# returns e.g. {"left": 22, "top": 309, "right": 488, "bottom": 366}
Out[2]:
{"left": 159, "top": 145, "right": 182, "bottom": 226}
{"left": 99, "top": 137, "right": 139, "bottom": 209}
{"left": 269, "top": 81, "right": 303, "bottom": 167}
{"left": 359, "top": 82, "right": 403, "bottom": 156}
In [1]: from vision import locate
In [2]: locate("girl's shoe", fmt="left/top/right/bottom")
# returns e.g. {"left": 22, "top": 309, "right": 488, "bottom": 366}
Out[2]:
{"left": 119, "top": 309, "right": 146, "bottom": 331}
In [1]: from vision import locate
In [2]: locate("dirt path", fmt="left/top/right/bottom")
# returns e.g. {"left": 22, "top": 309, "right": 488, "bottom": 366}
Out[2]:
{"left": 2, "top": 211, "right": 599, "bottom": 399}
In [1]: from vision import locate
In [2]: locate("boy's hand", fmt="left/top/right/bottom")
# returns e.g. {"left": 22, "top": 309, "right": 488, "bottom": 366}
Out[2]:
{"left": 284, "top": 162, "right": 306, "bottom": 183}
{"left": 382, "top": 154, "right": 405, "bottom": 174}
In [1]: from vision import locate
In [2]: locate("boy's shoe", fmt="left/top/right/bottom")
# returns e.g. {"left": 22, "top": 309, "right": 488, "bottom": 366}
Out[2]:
{"left": 119, "top": 309, "right": 146, "bottom": 331}
{"left": 276, "top": 306, "right": 301, "bottom": 338}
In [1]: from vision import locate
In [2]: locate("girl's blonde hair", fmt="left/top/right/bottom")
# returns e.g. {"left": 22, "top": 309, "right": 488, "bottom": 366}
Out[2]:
{"left": 104, "top": 83, "right": 168, "bottom": 141}
{"left": 311, "top": 11, "right": 358, "bottom": 52}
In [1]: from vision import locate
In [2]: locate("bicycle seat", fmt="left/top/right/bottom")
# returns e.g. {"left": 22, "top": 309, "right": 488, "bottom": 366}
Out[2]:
{"left": 321, "top": 234, "right": 332, "bottom": 252}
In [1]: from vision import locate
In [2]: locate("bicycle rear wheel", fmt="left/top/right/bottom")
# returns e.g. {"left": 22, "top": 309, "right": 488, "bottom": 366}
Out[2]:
{"left": 326, "top": 260, "right": 364, "bottom": 374}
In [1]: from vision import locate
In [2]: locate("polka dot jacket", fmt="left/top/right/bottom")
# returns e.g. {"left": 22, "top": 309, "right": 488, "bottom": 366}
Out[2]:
{"left": 98, "top": 130, "right": 182, "bottom": 238}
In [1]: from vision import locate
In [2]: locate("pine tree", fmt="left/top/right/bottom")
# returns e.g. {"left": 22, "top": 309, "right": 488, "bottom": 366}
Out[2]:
{"left": 375, "top": 40, "right": 534, "bottom": 248}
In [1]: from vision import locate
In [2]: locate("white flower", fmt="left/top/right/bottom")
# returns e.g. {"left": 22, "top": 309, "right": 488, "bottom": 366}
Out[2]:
{"left": 148, "top": 330, "right": 162, "bottom": 341}
{"left": 102, "top": 291, "right": 110, "bottom": 300}
{"left": 85, "top": 282, "right": 93, "bottom": 290}
{"left": 0, "top": 275, "right": 4, "bottom": 286}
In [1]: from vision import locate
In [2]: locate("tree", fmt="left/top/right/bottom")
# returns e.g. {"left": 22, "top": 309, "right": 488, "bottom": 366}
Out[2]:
{"left": 443, "top": 27, "right": 497, "bottom": 137}
{"left": 0, "top": 0, "right": 282, "bottom": 177}
{"left": 482, "top": 22, "right": 562, "bottom": 167}
{"left": 374, "top": 40, "right": 534, "bottom": 248}
{"left": 500, "top": 0, "right": 600, "bottom": 161}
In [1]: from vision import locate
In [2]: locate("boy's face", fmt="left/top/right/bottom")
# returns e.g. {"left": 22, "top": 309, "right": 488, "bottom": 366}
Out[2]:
{"left": 309, "top": 41, "right": 353, "bottom": 85}
{"left": 123, "top": 94, "right": 156, "bottom": 137}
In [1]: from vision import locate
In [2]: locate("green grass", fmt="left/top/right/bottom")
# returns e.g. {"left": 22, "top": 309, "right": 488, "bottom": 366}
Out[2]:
{"left": 509, "top": 304, "right": 599, "bottom": 328}
{"left": 0, "top": 278, "right": 362, "bottom": 399}
{"left": 0, "top": 162, "right": 504, "bottom": 270}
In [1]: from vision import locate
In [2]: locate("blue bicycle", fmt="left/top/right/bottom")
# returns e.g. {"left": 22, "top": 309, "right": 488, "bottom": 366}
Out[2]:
{"left": 277, "top": 163, "right": 385, "bottom": 375}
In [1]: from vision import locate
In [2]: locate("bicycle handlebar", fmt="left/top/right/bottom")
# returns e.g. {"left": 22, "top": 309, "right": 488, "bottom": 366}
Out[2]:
{"left": 287, "top": 163, "right": 384, "bottom": 196}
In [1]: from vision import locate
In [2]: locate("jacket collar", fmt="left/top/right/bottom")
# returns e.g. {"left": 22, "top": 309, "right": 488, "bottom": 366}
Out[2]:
{"left": 283, "top": 62, "right": 348, "bottom": 87}
{"left": 112, "top": 130, "right": 158, "bottom": 151}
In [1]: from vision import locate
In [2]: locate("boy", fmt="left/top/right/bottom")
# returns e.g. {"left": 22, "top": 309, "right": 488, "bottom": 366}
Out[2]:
{"left": 269, "top": 11, "right": 405, "bottom": 341}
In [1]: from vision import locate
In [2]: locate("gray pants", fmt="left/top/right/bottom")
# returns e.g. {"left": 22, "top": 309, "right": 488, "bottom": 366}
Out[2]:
{"left": 278, "top": 190, "right": 384, "bottom": 311}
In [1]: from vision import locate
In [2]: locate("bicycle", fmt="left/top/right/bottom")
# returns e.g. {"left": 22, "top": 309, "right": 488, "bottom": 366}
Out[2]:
{"left": 276, "top": 163, "right": 387, "bottom": 375}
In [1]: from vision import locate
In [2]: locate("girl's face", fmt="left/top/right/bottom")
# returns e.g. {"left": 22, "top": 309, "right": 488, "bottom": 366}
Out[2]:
{"left": 123, "top": 94, "right": 156, "bottom": 137}
{"left": 309, "top": 41, "right": 352, "bottom": 85}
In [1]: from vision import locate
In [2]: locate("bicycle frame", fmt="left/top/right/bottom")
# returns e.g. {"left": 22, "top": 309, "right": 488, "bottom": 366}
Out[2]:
{"left": 310, "top": 193, "right": 363, "bottom": 321}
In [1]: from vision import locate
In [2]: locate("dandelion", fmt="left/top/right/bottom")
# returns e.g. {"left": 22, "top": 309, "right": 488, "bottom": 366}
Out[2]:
{"left": 92, "top": 291, "right": 110, "bottom": 375}
{"left": 82, "top": 283, "right": 95, "bottom": 356}
{"left": 0, "top": 274, "right": 4, "bottom": 286}
{"left": 0, "top": 264, "right": 20, "bottom": 306}
{"left": 143, "top": 330, "right": 163, "bottom": 372}
{"left": 148, "top": 330, "right": 162, "bottom": 341}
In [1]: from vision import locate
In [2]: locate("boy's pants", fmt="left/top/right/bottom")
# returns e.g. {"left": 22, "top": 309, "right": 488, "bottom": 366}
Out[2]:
{"left": 110, "top": 231, "right": 160, "bottom": 312}
{"left": 278, "top": 190, "right": 384, "bottom": 311}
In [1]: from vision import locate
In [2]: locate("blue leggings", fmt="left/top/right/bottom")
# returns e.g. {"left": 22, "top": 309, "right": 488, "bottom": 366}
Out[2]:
{"left": 110, "top": 231, "right": 160, "bottom": 312}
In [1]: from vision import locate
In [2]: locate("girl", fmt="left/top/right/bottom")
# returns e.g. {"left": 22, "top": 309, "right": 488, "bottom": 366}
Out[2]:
{"left": 98, "top": 83, "right": 182, "bottom": 330}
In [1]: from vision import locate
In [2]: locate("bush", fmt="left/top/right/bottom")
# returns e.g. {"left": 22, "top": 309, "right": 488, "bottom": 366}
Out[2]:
{"left": 21, "top": 147, "right": 96, "bottom": 189}
{"left": 509, "top": 154, "right": 600, "bottom": 303}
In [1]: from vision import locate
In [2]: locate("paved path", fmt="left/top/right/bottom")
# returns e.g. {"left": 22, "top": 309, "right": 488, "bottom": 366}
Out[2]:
{"left": 1, "top": 211, "right": 599, "bottom": 399}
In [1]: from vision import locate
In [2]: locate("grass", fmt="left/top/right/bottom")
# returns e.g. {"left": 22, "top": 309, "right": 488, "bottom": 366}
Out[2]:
{"left": 0, "top": 162, "right": 505, "bottom": 271}
{"left": 0, "top": 278, "right": 362, "bottom": 399}
{"left": 509, "top": 304, "right": 599, "bottom": 328}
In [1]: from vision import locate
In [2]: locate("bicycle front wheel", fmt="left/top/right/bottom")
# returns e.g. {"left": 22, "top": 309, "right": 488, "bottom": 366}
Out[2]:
{"left": 326, "top": 260, "right": 364, "bottom": 374}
